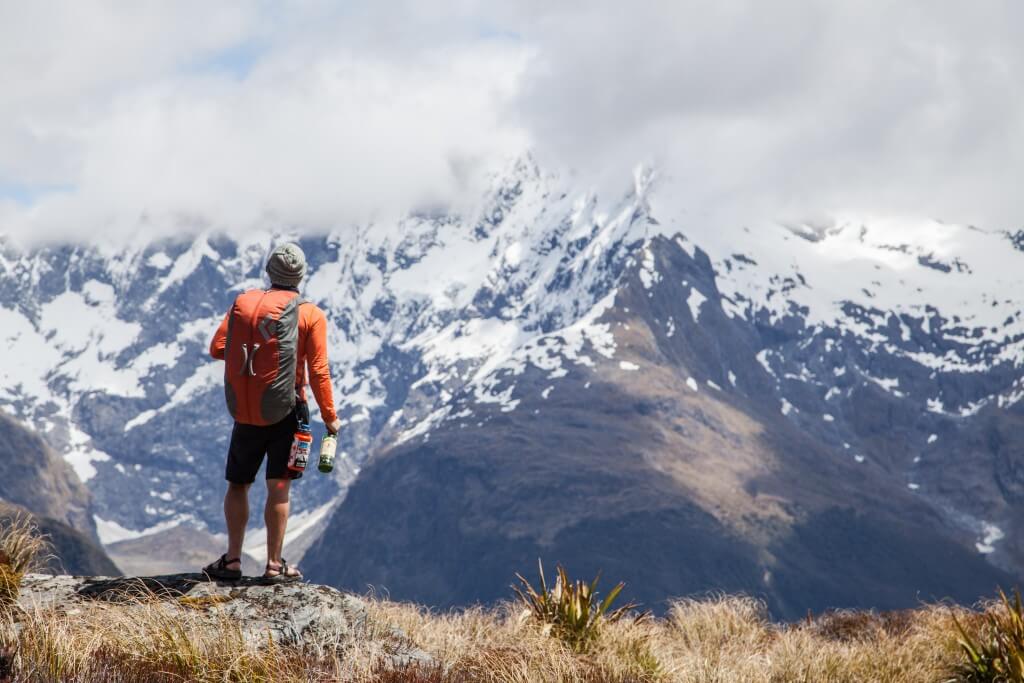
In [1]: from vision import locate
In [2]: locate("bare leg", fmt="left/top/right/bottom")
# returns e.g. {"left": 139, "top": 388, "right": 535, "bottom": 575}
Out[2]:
{"left": 265, "top": 478, "right": 291, "bottom": 567}
{"left": 223, "top": 482, "right": 250, "bottom": 570}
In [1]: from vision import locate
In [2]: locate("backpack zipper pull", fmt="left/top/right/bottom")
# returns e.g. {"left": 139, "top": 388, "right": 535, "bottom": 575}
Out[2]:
{"left": 240, "top": 343, "right": 249, "bottom": 375}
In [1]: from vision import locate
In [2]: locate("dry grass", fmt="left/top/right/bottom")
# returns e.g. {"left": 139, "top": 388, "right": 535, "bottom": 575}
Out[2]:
{"left": 0, "top": 586, "right": 1002, "bottom": 682}
{"left": 0, "top": 513, "right": 51, "bottom": 608}
{"left": 0, "top": 593, "right": 434, "bottom": 683}
{"left": 365, "top": 594, "right": 978, "bottom": 683}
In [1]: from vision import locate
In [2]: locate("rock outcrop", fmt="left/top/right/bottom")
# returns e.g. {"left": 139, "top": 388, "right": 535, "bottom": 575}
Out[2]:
{"left": 14, "top": 573, "right": 429, "bottom": 668}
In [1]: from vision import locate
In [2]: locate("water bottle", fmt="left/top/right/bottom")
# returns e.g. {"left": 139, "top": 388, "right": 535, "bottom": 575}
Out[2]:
{"left": 318, "top": 434, "right": 337, "bottom": 473}
{"left": 288, "top": 426, "right": 312, "bottom": 473}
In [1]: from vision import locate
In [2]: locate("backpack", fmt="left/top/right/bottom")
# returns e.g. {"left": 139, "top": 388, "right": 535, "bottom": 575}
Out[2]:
{"left": 222, "top": 288, "right": 303, "bottom": 426}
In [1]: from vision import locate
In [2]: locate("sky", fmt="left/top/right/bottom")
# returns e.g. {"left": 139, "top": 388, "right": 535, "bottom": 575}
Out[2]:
{"left": 0, "top": 1, "right": 1021, "bottom": 244}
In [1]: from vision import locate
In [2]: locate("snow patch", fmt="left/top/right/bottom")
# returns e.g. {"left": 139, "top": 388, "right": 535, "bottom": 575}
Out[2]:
{"left": 147, "top": 252, "right": 173, "bottom": 270}
{"left": 38, "top": 284, "right": 144, "bottom": 398}
{"left": 977, "top": 522, "right": 1005, "bottom": 554}
{"left": 125, "top": 410, "right": 157, "bottom": 432}
{"left": 157, "top": 236, "right": 219, "bottom": 294}
{"left": 243, "top": 499, "right": 338, "bottom": 563}
{"left": 639, "top": 245, "right": 662, "bottom": 289}
{"left": 64, "top": 424, "right": 111, "bottom": 482}
{"left": 94, "top": 514, "right": 193, "bottom": 546}
{"left": 686, "top": 287, "right": 707, "bottom": 322}
{"left": 865, "top": 375, "right": 903, "bottom": 397}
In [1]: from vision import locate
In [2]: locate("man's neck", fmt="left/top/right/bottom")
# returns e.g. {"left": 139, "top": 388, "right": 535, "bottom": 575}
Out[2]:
{"left": 270, "top": 284, "right": 300, "bottom": 293}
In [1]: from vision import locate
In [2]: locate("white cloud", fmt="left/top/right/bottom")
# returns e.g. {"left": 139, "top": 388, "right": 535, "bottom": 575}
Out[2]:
{"left": 1, "top": 1, "right": 1023, "bottom": 244}
{"left": 6, "top": 44, "right": 526, "bottom": 241}
{"left": 0, "top": 2, "right": 262, "bottom": 186}
{"left": 0, "top": 1, "right": 528, "bottom": 243}
{"left": 502, "top": 1, "right": 1024, "bottom": 229}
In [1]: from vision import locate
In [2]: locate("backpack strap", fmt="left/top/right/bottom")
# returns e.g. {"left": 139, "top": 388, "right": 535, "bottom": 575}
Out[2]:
{"left": 294, "top": 299, "right": 312, "bottom": 394}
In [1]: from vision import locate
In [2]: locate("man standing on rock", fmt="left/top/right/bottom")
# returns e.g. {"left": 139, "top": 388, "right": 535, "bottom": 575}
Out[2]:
{"left": 203, "top": 243, "right": 341, "bottom": 583}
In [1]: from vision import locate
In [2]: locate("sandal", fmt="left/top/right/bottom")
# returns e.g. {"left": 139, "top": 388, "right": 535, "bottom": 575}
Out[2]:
{"left": 202, "top": 554, "right": 242, "bottom": 581}
{"left": 263, "top": 558, "right": 303, "bottom": 584}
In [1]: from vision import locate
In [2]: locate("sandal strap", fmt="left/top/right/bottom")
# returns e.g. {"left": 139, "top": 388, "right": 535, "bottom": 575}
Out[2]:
{"left": 265, "top": 559, "right": 297, "bottom": 576}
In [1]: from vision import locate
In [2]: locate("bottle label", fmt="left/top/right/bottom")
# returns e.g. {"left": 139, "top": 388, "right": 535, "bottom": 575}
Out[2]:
{"left": 318, "top": 435, "right": 337, "bottom": 473}
{"left": 289, "top": 436, "right": 310, "bottom": 471}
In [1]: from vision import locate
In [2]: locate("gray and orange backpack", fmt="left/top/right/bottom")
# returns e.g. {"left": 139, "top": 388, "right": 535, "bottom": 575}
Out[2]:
{"left": 222, "top": 288, "right": 303, "bottom": 426}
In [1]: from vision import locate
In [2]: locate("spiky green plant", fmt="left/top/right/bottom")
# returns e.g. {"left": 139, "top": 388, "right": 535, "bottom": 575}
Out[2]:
{"left": 952, "top": 588, "right": 1024, "bottom": 682}
{"left": 512, "top": 559, "right": 636, "bottom": 653}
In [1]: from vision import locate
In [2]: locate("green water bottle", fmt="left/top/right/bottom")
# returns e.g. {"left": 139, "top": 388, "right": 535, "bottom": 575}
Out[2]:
{"left": 318, "top": 434, "right": 337, "bottom": 473}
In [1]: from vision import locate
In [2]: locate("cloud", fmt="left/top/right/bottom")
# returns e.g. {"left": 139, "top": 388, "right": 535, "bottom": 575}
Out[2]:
{"left": 1, "top": 1, "right": 1022, "bottom": 244}
{"left": 0, "top": 1, "right": 528, "bottom": 243}
{"left": 7, "top": 44, "right": 526, "bottom": 241}
{"left": 502, "top": 1, "right": 1024, "bottom": 229}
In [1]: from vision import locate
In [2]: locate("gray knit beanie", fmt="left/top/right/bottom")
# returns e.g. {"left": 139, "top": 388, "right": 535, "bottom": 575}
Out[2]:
{"left": 265, "top": 243, "right": 307, "bottom": 288}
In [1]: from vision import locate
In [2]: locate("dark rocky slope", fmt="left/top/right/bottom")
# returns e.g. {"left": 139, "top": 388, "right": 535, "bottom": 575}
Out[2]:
{"left": 0, "top": 503, "right": 118, "bottom": 576}
{"left": 0, "top": 413, "right": 95, "bottom": 535}
{"left": 0, "top": 414, "right": 118, "bottom": 575}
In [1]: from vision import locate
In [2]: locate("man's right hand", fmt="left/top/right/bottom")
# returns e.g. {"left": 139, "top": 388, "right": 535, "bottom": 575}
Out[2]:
{"left": 326, "top": 418, "right": 342, "bottom": 435}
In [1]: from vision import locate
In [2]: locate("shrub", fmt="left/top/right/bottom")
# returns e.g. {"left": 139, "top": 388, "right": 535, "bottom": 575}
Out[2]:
{"left": 512, "top": 559, "right": 636, "bottom": 653}
{"left": 952, "top": 587, "right": 1024, "bottom": 682}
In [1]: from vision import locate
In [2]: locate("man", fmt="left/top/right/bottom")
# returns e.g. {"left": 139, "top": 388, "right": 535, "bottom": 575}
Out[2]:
{"left": 203, "top": 243, "right": 341, "bottom": 582}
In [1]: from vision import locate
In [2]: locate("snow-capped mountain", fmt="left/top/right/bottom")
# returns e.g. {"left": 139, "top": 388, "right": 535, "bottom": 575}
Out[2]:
{"left": 1, "top": 156, "right": 1022, "bottom": 600}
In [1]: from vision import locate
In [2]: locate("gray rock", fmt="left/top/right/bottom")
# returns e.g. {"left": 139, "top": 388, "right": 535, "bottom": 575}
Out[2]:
{"left": 15, "top": 573, "right": 431, "bottom": 668}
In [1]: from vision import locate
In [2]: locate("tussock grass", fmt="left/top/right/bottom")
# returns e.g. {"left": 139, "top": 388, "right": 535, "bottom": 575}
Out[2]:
{"left": 0, "top": 585, "right": 1006, "bottom": 682}
{"left": 0, "top": 513, "right": 50, "bottom": 607}
{"left": 366, "top": 594, "right": 980, "bottom": 683}
{"left": 0, "top": 592, "right": 420, "bottom": 683}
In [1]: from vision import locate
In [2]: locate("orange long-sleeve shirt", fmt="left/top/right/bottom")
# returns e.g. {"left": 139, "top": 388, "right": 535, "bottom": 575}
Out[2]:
{"left": 210, "top": 299, "right": 338, "bottom": 424}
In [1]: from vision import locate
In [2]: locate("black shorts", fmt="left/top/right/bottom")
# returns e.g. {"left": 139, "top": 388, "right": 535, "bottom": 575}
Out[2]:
{"left": 225, "top": 404, "right": 308, "bottom": 484}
